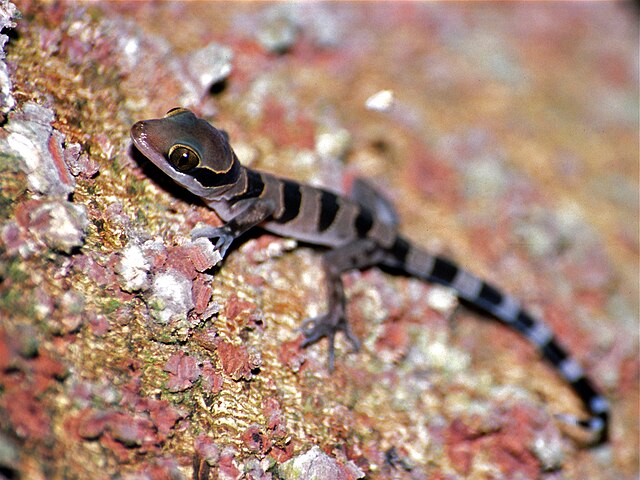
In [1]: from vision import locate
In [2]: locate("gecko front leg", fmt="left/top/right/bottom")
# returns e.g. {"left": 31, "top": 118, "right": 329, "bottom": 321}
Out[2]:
{"left": 192, "top": 198, "right": 275, "bottom": 259}
{"left": 300, "top": 238, "right": 385, "bottom": 371}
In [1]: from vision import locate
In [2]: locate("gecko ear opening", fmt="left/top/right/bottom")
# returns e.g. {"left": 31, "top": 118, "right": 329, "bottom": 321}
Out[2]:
{"left": 168, "top": 144, "right": 200, "bottom": 171}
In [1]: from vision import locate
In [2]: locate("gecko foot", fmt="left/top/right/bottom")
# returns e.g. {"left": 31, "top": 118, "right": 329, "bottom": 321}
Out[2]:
{"left": 191, "top": 225, "right": 234, "bottom": 258}
{"left": 300, "top": 310, "right": 360, "bottom": 372}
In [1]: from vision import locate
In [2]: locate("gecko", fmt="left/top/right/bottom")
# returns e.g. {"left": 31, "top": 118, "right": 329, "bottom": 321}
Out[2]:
{"left": 130, "top": 107, "right": 609, "bottom": 444}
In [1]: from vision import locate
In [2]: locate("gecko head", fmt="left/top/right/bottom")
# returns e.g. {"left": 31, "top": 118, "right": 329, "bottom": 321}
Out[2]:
{"left": 130, "top": 108, "right": 241, "bottom": 197}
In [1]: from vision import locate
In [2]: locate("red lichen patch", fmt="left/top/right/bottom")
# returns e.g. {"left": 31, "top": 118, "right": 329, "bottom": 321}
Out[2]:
{"left": 109, "top": 412, "right": 157, "bottom": 447}
{"left": 618, "top": 353, "right": 640, "bottom": 397}
{"left": 163, "top": 351, "right": 202, "bottom": 392}
{"left": 29, "top": 352, "right": 67, "bottom": 396}
{"left": 445, "top": 418, "right": 488, "bottom": 476}
{"left": 263, "top": 398, "right": 289, "bottom": 445}
{"left": 484, "top": 405, "right": 543, "bottom": 478}
{"left": 0, "top": 333, "right": 66, "bottom": 442}
{"left": 221, "top": 37, "right": 268, "bottom": 85}
{"left": 270, "top": 443, "right": 295, "bottom": 464}
{"left": 325, "top": 404, "right": 358, "bottom": 443}
{"left": 2, "top": 2, "right": 635, "bottom": 478}
{"left": 278, "top": 338, "right": 306, "bottom": 372}
{"left": 87, "top": 313, "right": 111, "bottom": 336}
{"left": 224, "top": 293, "right": 257, "bottom": 323}
{"left": 140, "top": 242, "right": 169, "bottom": 272}
{"left": 217, "top": 447, "right": 242, "bottom": 479}
{"left": 241, "top": 424, "right": 272, "bottom": 454}
{"left": 216, "top": 339, "right": 260, "bottom": 381}
{"left": 374, "top": 321, "right": 409, "bottom": 362}
{"left": 75, "top": 406, "right": 178, "bottom": 462}
{"left": 138, "top": 398, "right": 187, "bottom": 440}
{"left": 75, "top": 409, "right": 110, "bottom": 440}
{"left": 184, "top": 240, "right": 220, "bottom": 273}
{"left": 12, "top": 199, "right": 38, "bottom": 228}
{"left": 12, "top": 198, "right": 88, "bottom": 256}
{"left": 192, "top": 328, "right": 219, "bottom": 353}
{"left": 192, "top": 275, "right": 213, "bottom": 316}
{"left": 183, "top": 207, "right": 223, "bottom": 232}
{"left": 193, "top": 435, "right": 220, "bottom": 480}
{"left": 71, "top": 253, "right": 118, "bottom": 289}
{"left": 200, "top": 360, "right": 224, "bottom": 394}
{"left": 223, "top": 293, "right": 263, "bottom": 334}
{"left": 562, "top": 248, "right": 613, "bottom": 309}
{"left": 463, "top": 224, "right": 508, "bottom": 264}
{"left": 71, "top": 365, "right": 186, "bottom": 452}
{"left": 445, "top": 404, "right": 543, "bottom": 478}
{"left": 165, "top": 245, "right": 200, "bottom": 280}
{"left": 4, "top": 387, "right": 52, "bottom": 441}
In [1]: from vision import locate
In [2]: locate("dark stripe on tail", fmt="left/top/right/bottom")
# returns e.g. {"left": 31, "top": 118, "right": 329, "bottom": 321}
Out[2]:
{"left": 354, "top": 209, "right": 374, "bottom": 237}
{"left": 431, "top": 257, "right": 458, "bottom": 284}
{"left": 318, "top": 191, "right": 340, "bottom": 232}
{"left": 478, "top": 283, "right": 503, "bottom": 306}
{"left": 541, "top": 339, "right": 568, "bottom": 365}
{"left": 275, "top": 180, "right": 302, "bottom": 223}
{"left": 390, "top": 236, "right": 410, "bottom": 264}
{"left": 516, "top": 310, "right": 536, "bottom": 330}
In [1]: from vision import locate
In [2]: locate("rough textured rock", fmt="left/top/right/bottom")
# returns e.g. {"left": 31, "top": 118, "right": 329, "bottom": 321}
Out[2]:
{"left": 0, "top": 2, "right": 637, "bottom": 479}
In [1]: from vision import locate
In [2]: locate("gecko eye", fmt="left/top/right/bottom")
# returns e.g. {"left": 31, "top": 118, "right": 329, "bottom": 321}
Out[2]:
{"left": 168, "top": 144, "right": 200, "bottom": 171}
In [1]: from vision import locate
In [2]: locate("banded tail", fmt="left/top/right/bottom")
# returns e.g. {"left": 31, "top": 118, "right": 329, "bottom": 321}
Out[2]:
{"left": 387, "top": 236, "right": 609, "bottom": 444}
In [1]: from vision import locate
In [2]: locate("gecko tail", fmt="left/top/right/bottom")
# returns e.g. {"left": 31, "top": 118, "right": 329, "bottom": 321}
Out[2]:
{"left": 555, "top": 410, "right": 609, "bottom": 444}
{"left": 386, "top": 236, "right": 610, "bottom": 445}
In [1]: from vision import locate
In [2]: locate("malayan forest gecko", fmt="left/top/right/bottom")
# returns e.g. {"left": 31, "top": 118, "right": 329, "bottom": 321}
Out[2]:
{"left": 130, "top": 107, "right": 609, "bottom": 444}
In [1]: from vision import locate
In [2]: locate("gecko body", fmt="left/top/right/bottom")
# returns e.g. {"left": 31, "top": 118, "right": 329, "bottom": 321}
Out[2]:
{"left": 130, "top": 107, "right": 609, "bottom": 444}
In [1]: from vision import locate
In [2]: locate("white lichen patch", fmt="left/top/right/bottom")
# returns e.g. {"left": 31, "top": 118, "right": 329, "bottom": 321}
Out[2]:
{"left": 2, "top": 102, "right": 75, "bottom": 198}
{"left": 315, "top": 128, "right": 351, "bottom": 160}
{"left": 116, "top": 243, "right": 151, "bottom": 292}
{"left": 365, "top": 89, "right": 395, "bottom": 112}
{"left": 530, "top": 428, "right": 564, "bottom": 471}
{"left": 148, "top": 269, "right": 194, "bottom": 325}
{"left": 278, "top": 445, "right": 362, "bottom": 480}
{"left": 0, "top": 0, "right": 18, "bottom": 115}
{"left": 32, "top": 200, "right": 88, "bottom": 253}
{"left": 426, "top": 285, "right": 459, "bottom": 314}
{"left": 180, "top": 42, "right": 233, "bottom": 106}
{"left": 406, "top": 328, "right": 471, "bottom": 375}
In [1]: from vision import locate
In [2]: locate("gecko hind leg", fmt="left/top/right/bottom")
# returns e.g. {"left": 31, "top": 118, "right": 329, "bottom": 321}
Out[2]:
{"left": 300, "top": 239, "right": 384, "bottom": 371}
